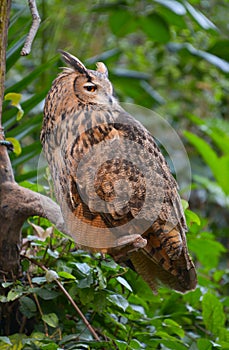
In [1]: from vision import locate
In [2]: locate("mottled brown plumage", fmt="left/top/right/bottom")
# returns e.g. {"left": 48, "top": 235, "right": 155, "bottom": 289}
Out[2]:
{"left": 41, "top": 51, "right": 197, "bottom": 293}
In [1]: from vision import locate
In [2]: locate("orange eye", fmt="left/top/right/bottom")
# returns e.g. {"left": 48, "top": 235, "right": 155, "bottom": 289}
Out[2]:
{"left": 84, "top": 84, "right": 97, "bottom": 92}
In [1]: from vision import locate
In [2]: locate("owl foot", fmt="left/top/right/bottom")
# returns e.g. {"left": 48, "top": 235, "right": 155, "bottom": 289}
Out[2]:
{"left": 108, "top": 234, "right": 147, "bottom": 262}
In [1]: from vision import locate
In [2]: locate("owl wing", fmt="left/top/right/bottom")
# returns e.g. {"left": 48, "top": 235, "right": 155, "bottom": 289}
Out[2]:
{"left": 112, "top": 113, "right": 196, "bottom": 292}
{"left": 67, "top": 111, "right": 181, "bottom": 223}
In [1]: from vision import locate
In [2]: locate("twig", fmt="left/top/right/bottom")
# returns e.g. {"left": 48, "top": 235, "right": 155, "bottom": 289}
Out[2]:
{"left": 21, "top": 0, "right": 41, "bottom": 56}
{"left": 55, "top": 278, "right": 100, "bottom": 341}
{"left": 22, "top": 255, "right": 100, "bottom": 341}
{"left": 27, "top": 271, "right": 49, "bottom": 336}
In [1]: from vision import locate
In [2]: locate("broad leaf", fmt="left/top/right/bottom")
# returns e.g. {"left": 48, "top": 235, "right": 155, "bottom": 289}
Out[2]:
{"left": 140, "top": 13, "right": 170, "bottom": 43}
{"left": 6, "top": 137, "right": 21, "bottom": 156}
{"left": 154, "top": 0, "right": 186, "bottom": 15}
{"left": 42, "top": 313, "right": 59, "bottom": 328}
{"left": 19, "top": 296, "right": 37, "bottom": 318}
{"left": 4, "top": 92, "right": 24, "bottom": 120}
{"left": 202, "top": 292, "right": 226, "bottom": 336}
{"left": 184, "top": 1, "right": 217, "bottom": 30}
{"left": 107, "top": 293, "right": 129, "bottom": 312}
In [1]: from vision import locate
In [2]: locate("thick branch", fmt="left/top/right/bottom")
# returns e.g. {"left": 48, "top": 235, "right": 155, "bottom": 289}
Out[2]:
{"left": 1, "top": 181, "right": 66, "bottom": 232}
{"left": 21, "top": 0, "right": 41, "bottom": 56}
{"left": 0, "top": 181, "right": 67, "bottom": 274}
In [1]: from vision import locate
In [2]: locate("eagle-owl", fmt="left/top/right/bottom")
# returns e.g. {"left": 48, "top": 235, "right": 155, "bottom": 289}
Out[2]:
{"left": 41, "top": 51, "right": 197, "bottom": 293}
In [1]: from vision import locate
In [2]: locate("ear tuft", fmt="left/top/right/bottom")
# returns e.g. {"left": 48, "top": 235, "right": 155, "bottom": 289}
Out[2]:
{"left": 96, "top": 62, "right": 108, "bottom": 77}
{"left": 59, "top": 50, "right": 87, "bottom": 74}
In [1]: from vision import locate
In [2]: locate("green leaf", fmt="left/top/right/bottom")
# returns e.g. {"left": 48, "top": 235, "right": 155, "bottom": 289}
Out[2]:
{"left": 42, "top": 313, "right": 59, "bottom": 328}
{"left": 19, "top": 180, "right": 44, "bottom": 193}
{"left": 185, "top": 209, "right": 201, "bottom": 226}
{"left": 100, "top": 259, "right": 119, "bottom": 270}
{"left": 19, "top": 296, "right": 37, "bottom": 318}
{"left": 0, "top": 334, "right": 24, "bottom": 350}
{"left": 42, "top": 343, "right": 59, "bottom": 350}
{"left": 193, "top": 175, "right": 229, "bottom": 207}
{"left": 154, "top": 0, "right": 186, "bottom": 15}
{"left": 109, "top": 10, "right": 136, "bottom": 37}
{"left": 140, "top": 13, "right": 170, "bottom": 43}
{"left": 163, "top": 319, "right": 185, "bottom": 338}
{"left": 202, "top": 292, "right": 226, "bottom": 337}
{"left": 197, "top": 338, "right": 214, "bottom": 350}
{"left": 5, "top": 92, "right": 21, "bottom": 107}
{"left": 116, "top": 276, "right": 133, "bottom": 292}
{"left": 7, "top": 288, "right": 23, "bottom": 301}
{"left": 5, "top": 136, "right": 22, "bottom": 156}
{"left": 95, "top": 266, "right": 107, "bottom": 289}
{"left": 35, "top": 287, "right": 59, "bottom": 300}
{"left": 185, "top": 130, "right": 229, "bottom": 194}
{"left": 202, "top": 123, "right": 229, "bottom": 154}
{"left": 72, "top": 262, "right": 91, "bottom": 276}
{"left": 184, "top": 130, "right": 218, "bottom": 168}
{"left": 58, "top": 271, "right": 76, "bottom": 280}
{"left": 6, "top": 35, "right": 26, "bottom": 72}
{"left": 77, "top": 288, "right": 94, "bottom": 306}
{"left": 194, "top": 49, "right": 229, "bottom": 73}
{"left": 159, "top": 339, "right": 187, "bottom": 350}
{"left": 4, "top": 92, "right": 24, "bottom": 120}
{"left": 0, "top": 337, "right": 12, "bottom": 345}
{"left": 47, "top": 248, "right": 59, "bottom": 259}
{"left": 129, "top": 338, "right": 142, "bottom": 349}
{"left": 209, "top": 40, "right": 229, "bottom": 61}
{"left": 189, "top": 232, "right": 226, "bottom": 269}
{"left": 31, "top": 276, "right": 46, "bottom": 285}
{"left": 184, "top": 1, "right": 217, "bottom": 30}
{"left": 5, "top": 56, "right": 58, "bottom": 94}
{"left": 1, "top": 282, "right": 13, "bottom": 288}
{"left": 93, "top": 291, "right": 107, "bottom": 312}
{"left": 170, "top": 43, "right": 229, "bottom": 73}
{"left": 155, "top": 330, "right": 179, "bottom": 341}
{"left": 0, "top": 296, "right": 7, "bottom": 302}
{"left": 77, "top": 274, "right": 93, "bottom": 289}
{"left": 107, "top": 293, "right": 129, "bottom": 311}
{"left": 114, "top": 340, "right": 128, "bottom": 349}
{"left": 215, "top": 155, "right": 229, "bottom": 195}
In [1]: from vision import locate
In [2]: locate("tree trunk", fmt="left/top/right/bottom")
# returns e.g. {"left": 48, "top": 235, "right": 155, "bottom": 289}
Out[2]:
{"left": 0, "top": 0, "right": 66, "bottom": 280}
{"left": 0, "top": 0, "right": 66, "bottom": 336}
{"left": 0, "top": 0, "right": 20, "bottom": 278}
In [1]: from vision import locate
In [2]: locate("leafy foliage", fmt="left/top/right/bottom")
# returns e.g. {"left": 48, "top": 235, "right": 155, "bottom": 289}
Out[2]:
{"left": 1, "top": 0, "right": 228, "bottom": 349}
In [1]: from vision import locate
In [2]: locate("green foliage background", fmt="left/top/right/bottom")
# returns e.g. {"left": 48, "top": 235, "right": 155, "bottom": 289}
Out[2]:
{"left": 1, "top": 0, "right": 228, "bottom": 349}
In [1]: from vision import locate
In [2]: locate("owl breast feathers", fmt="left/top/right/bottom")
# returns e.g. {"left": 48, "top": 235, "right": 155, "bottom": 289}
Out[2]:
{"left": 41, "top": 50, "right": 197, "bottom": 293}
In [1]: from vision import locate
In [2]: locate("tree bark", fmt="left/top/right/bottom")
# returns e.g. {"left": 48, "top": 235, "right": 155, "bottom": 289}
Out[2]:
{"left": 0, "top": 0, "right": 66, "bottom": 279}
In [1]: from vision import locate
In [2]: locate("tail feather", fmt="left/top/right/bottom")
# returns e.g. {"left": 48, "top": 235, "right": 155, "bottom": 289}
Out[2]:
{"left": 130, "top": 249, "right": 196, "bottom": 293}
{"left": 129, "top": 223, "right": 197, "bottom": 293}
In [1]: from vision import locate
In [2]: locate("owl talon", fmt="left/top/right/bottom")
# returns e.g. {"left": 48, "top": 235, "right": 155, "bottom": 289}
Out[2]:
{"left": 0, "top": 140, "right": 14, "bottom": 152}
{"left": 108, "top": 235, "right": 147, "bottom": 262}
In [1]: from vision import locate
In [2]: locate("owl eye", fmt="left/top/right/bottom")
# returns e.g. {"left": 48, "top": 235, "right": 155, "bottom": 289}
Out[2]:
{"left": 84, "top": 83, "right": 97, "bottom": 92}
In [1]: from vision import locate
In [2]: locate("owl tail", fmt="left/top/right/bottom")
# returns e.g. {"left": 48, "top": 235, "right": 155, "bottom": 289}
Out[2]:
{"left": 129, "top": 248, "right": 196, "bottom": 293}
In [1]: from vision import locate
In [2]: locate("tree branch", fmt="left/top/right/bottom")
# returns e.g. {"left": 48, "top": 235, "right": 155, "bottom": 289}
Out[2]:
{"left": 0, "top": 180, "right": 67, "bottom": 275}
{"left": 21, "top": 0, "right": 41, "bottom": 56}
{"left": 1, "top": 182, "right": 66, "bottom": 231}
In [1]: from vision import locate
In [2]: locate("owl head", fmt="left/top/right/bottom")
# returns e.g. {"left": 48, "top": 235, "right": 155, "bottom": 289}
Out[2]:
{"left": 59, "top": 50, "right": 115, "bottom": 105}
